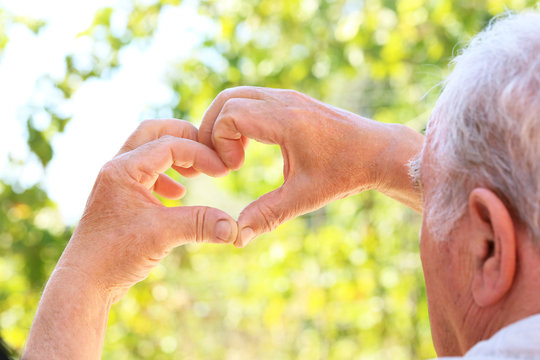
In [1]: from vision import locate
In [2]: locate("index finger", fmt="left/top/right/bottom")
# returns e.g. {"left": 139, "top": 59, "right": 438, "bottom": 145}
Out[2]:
{"left": 198, "top": 86, "right": 266, "bottom": 148}
{"left": 119, "top": 136, "right": 229, "bottom": 190}
{"left": 117, "top": 119, "right": 198, "bottom": 156}
{"left": 118, "top": 119, "right": 203, "bottom": 178}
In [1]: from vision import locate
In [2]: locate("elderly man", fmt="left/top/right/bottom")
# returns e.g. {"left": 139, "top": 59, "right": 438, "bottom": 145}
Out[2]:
{"left": 22, "top": 11, "right": 540, "bottom": 359}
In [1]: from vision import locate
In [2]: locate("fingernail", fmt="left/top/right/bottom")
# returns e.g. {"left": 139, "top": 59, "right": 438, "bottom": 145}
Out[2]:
{"left": 215, "top": 220, "right": 232, "bottom": 242}
{"left": 240, "top": 227, "right": 256, "bottom": 246}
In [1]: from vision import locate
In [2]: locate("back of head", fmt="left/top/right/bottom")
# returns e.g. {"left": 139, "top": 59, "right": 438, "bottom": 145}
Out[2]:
{"left": 425, "top": 11, "right": 540, "bottom": 245}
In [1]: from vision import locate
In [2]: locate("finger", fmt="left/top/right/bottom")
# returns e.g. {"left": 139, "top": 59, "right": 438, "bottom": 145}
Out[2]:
{"left": 117, "top": 119, "right": 198, "bottom": 156}
{"left": 198, "top": 86, "right": 267, "bottom": 149}
{"left": 153, "top": 173, "right": 186, "bottom": 199}
{"left": 120, "top": 136, "right": 229, "bottom": 190}
{"left": 235, "top": 183, "right": 299, "bottom": 248}
{"left": 172, "top": 165, "right": 201, "bottom": 178}
{"left": 118, "top": 118, "right": 200, "bottom": 181}
{"left": 156, "top": 205, "right": 239, "bottom": 248}
{"left": 212, "top": 98, "right": 283, "bottom": 170}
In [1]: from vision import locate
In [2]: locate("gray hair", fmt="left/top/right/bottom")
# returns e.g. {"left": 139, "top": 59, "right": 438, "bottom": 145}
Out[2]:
{"left": 421, "top": 11, "right": 540, "bottom": 243}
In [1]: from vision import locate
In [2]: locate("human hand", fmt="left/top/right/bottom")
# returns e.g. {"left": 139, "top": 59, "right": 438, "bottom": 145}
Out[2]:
{"left": 199, "top": 86, "right": 422, "bottom": 247}
{"left": 57, "top": 119, "right": 238, "bottom": 302}
{"left": 24, "top": 119, "right": 239, "bottom": 359}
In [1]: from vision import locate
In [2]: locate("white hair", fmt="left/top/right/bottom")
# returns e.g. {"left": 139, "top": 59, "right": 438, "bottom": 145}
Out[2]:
{"left": 422, "top": 11, "right": 540, "bottom": 243}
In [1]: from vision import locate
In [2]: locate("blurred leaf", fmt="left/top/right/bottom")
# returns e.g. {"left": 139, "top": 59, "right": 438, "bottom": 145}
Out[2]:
{"left": 12, "top": 15, "right": 46, "bottom": 34}
{"left": 26, "top": 118, "right": 53, "bottom": 167}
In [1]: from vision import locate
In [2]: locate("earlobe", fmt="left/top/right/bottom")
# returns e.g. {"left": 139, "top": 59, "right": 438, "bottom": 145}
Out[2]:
{"left": 469, "top": 188, "right": 517, "bottom": 307}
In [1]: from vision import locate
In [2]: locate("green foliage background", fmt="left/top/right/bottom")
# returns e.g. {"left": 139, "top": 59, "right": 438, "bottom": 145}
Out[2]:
{"left": 1, "top": 0, "right": 538, "bottom": 359}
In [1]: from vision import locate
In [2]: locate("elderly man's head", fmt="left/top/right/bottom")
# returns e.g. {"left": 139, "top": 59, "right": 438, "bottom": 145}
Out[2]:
{"left": 412, "top": 12, "right": 540, "bottom": 356}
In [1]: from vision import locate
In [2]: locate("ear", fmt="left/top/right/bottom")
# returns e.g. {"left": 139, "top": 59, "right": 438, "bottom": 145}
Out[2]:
{"left": 469, "top": 188, "right": 517, "bottom": 307}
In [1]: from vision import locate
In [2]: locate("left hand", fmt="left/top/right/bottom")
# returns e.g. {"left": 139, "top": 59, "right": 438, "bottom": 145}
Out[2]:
{"left": 198, "top": 87, "right": 422, "bottom": 247}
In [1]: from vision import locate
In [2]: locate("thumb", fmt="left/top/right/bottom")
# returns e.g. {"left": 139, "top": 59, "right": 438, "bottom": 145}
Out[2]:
{"left": 235, "top": 185, "right": 297, "bottom": 248}
{"left": 156, "top": 206, "right": 238, "bottom": 249}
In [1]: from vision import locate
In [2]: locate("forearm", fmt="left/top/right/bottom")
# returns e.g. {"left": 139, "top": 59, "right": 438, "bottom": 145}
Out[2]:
{"left": 23, "top": 267, "right": 112, "bottom": 360}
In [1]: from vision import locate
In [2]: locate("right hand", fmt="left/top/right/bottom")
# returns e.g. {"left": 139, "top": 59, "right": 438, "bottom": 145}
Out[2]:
{"left": 58, "top": 119, "right": 237, "bottom": 302}
{"left": 199, "top": 86, "right": 419, "bottom": 247}
{"left": 24, "top": 119, "right": 238, "bottom": 360}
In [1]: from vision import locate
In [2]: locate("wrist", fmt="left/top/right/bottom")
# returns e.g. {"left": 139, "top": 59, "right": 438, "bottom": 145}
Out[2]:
{"left": 376, "top": 123, "right": 425, "bottom": 211}
{"left": 343, "top": 113, "right": 400, "bottom": 195}
{"left": 57, "top": 229, "right": 130, "bottom": 303}
{"left": 50, "top": 265, "right": 117, "bottom": 305}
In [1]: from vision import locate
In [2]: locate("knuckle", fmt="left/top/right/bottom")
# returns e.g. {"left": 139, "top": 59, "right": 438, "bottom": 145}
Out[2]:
{"left": 217, "top": 88, "right": 234, "bottom": 102}
{"left": 222, "top": 98, "right": 241, "bottom": 114}
{"left": 281, "top": 88, "right": 306, "bottom": 103}
{"left": 214, "top": 103, "right": 240, "bottom": 139}
{"left": 285, "top": 88, "right": 302, "bottom": 99}
{"left": 187, "top": 127, "right": 198, "bottom": 141}
{"left": 193, "top": 207, "right": 209, "bottom": 243}
{"left": 96, "top": 160, "right": 120, "bottom": 186}
{"left": 213, "top": 120, "right": 238, "bottom": 149}
{"left": 178, "top": 120, "right": 198, "bottom": 138}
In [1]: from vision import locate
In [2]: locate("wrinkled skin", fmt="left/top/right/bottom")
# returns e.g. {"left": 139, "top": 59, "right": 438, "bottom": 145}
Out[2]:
{"left": 199, "top": 86, "right": 423, "bottom": 246}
